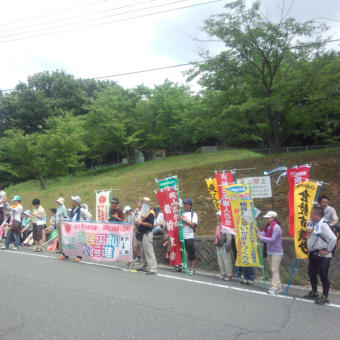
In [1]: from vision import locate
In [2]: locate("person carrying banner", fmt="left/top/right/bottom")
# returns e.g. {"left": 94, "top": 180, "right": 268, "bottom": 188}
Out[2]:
{"left": 181, "top": 198, "right": 198, "bottom": 275}
{"left": 304, "top": 206, "right": 337, "bottom": 305}
{"left": 215, "top": 211, "right": 233, "bottom": 281}
{"left": 58, "top": 196, "right": 91, "bottom": 262}
{"left": 1, "top": 195, "right": 23, "bottom": 251}
{"left": 257, "top": 211, "right": 283, "bottom": 295}
{"left": 136, "top": 197, "right": 157, "bottom": 275}
{"left": 109, "top": 198, "right": 124, "bottom": 222}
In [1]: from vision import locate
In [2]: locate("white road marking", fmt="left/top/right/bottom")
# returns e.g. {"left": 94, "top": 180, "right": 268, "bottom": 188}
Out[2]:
{"left": 5, "top": 250, "right": 340, "bottom": 309}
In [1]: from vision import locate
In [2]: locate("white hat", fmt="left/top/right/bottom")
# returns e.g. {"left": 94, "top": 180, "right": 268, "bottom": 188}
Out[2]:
{"left": 216, "top": 211, "right": 221, "bottom": 216}
{"left": 71, "top": 196, "right": 82, "bottom": 205}
{"left": 123, "top": 205, "right": 132, "bottom": 214}
{"left": 56, "top": 197, "right": 64, "bottom": 205}
{"left": 263, "top": 211, "right": 278, "bottom": 218}
{"left": 142, "top": 197, "right": 151, "bottom": 203}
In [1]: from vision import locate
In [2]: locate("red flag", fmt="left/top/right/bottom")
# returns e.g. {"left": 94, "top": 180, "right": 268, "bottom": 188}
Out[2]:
{"left": 156, "top": 189, "right": 182, "bottom": 266}
{"left": 287, "top": 166, "right": 310, "bottom": 237}
{"left": 216, "top": 172, "right": 235, "bottom": 230}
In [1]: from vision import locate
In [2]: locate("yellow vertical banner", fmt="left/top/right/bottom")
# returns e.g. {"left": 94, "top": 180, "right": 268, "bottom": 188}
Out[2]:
{"left": 225, "top": 183, "right": 260, "bottom": 267}
{"left": 294, "top": 181, "right": 319, "bottom": 259}
{"left": 205, "top": 178, "right": 220, "bottom": 211}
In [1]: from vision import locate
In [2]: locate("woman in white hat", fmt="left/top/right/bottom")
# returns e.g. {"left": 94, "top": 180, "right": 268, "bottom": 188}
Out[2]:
{"left": 257, "top": 211, "right": 283, "bottom": 295}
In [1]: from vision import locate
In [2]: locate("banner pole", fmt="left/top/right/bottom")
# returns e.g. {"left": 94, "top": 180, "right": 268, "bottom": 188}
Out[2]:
{"left": 285, "top": 259, "right": 298, "bottom": 296}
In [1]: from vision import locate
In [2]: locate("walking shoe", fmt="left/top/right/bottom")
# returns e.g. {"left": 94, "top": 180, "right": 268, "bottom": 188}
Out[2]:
{"left": 1, "top": 246, "right": 8, "bottom": 250}
{"left": 11, "top": 247, "right": 18, "bottom": 251}
{"left": 246, "top": 280, "right": 254, "bottom": 286}
{"left": 268, "top": 289, "right": 278, "bottom": 295}
{"left": 303, "top": 291, "right": 319, "bottom": 299}
{"left": 223, "top": 276, "right": 232, "bottom": 282}
{"left": 58, "top": 255, "right": 69, "bottom": 260}
{"left": 145, "top": 271, "right": 157, "bottom": 275}
{"left": 315, "top": 294, "right": 329, "bottom": 305}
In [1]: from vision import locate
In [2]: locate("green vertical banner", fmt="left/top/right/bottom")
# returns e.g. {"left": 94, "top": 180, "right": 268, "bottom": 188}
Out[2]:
{"left": 155, "top": 176, "right": 188, "bottom": 273}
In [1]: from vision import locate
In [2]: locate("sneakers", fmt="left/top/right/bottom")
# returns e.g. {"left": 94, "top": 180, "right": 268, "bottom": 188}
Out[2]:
{"left": 303, "top": 291, "right": 319, "bottom": 299}
{"left": 1, "top": 246, "right": 8, "bottom": 250}
{"left": 223, "top": 276, "right": 232, "bottom": 282}
{"left": 58, "top": 255, "right": 69, "bottom": 260}
{"left": 11, "top": 247, "right": 18, "bottom": 251}
{"left": 172, "top": 265, "right": 182, "bottom": 272}
{"left": 315, "top": 294, "right": 329, "bottom": 305}
{"left": 137, "top": 267, "right": 147, "bottom": 272}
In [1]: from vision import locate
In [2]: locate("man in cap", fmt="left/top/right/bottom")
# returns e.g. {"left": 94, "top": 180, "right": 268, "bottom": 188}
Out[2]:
{"left": 58, "top": 196, "right": 91, "bottom": 262}
{"left": 109, "top": 197, "right": 124, "bottom": 222}
{"left": 1, "top": 195, "right": 23, "bottom": 251}
{"left": 304, "top": 206, "right": 337, "bottom": 305}
{"left": 181, "top": 198, "right": 198, "bottom": 275}
{"left": 136, "top": 197, "right": 157, "bottom": 275}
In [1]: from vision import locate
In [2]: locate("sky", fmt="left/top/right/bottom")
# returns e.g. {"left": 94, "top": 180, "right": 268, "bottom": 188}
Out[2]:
{"left": 0, "top": 0, "right": 340, "bottom": 92}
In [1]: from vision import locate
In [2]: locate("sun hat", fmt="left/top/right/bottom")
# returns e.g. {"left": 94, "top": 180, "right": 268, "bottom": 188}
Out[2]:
{"left": 263, "top": 211, "right": 278, "bottom": 218}
{"left": 71, "top": 196, "right": 82, "bottom": 205}
{"left": 56, "top": 197, "right": 64, "bottom": 205}
{"left": 123, "top": 205, "right": 132, "bottom": 214}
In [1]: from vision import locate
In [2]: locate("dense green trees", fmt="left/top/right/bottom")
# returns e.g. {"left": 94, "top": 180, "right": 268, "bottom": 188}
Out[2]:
{"left": 0, "top": 0, "right": 339, "bottom": 187}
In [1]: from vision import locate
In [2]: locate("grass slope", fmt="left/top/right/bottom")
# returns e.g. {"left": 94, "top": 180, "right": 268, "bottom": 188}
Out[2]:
{"left": 5, "top": 148, "right": 340, "bottom": 235}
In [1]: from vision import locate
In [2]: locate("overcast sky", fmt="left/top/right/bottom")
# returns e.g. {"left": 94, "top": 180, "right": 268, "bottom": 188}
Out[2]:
{"left": 0, "top": 0, "right": 339, "bottom": 92}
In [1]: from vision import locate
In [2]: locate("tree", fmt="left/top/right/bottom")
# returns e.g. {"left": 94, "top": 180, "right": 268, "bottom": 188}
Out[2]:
{"left": 189, "top": 0, "right": 329, "bottom": 151}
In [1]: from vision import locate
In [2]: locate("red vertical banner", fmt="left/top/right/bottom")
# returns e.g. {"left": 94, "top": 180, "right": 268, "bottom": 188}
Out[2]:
{"left": 287, "top": 166, "right": 310, "bottom": 238}
{"left": 156, "top": 189, "right": 182, "bottom": 266}
{"left": 216, "top": 172, "right": 236, "bottom": 231}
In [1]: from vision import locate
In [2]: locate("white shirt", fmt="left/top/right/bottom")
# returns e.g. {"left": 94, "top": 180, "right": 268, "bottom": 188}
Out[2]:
{"left": 323, "top": 206, "right": 338, "bottom": 225}
{"left": 182, "top": 210, "right": 198, "bottom": 240}
{"left": 8, "top": 204, "right": 23, "bottom": 223}
{"left": 0, "top": 190, "right": 6, "bottom": 208}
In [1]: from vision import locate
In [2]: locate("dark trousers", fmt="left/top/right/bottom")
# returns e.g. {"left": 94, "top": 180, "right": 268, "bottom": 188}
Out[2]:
{"left": 5, "top": 229, "right": 20, "bottom": 248}
{"left": 308, "top": 253, "right": 331, "bottom": 297}
{"left": 0, "top": 207, "right": 3, "bottom": 225}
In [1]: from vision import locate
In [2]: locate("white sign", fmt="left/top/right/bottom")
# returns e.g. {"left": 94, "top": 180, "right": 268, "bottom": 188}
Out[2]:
{"left": 237, "top": 176, "right": 272, "bottom": 198}
{"left": 96, "top": 190, "right": 111, "bottom": 221}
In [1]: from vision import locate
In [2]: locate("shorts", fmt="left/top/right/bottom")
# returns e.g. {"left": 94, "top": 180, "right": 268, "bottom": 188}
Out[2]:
{"left": 184, "top": 238, "right": 195, "bottom": 261}
{"left": 32, "top": 223, "right": 43, "bottom": 241}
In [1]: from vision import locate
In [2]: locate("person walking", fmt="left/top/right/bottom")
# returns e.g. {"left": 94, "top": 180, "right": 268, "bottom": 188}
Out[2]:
{"left": 215, "top": 211, "right": 233, "bottom": 281}
{"left": 257, "top": 211, "right": 283, "bottom": 295}
{"left": 136, "top": 197, "right": 157, "bottom": 275}
{"left": 1, "top": 195, "right": 23, "bottom": 251}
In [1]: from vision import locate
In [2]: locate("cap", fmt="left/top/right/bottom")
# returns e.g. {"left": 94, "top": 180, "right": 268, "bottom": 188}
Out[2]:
{"left": 123, "top": 205, "right": 132, "bottom": 214}
{"left": 71, "top": 196, "right": 82, "bottom": 205}
{"left": 263, "top": 211, "right": 278, "bottom": 218}
{"left": 56, "top": 197, "right": 64, "bottom": 205}
{"left": 23, "top": 209, "right": 31, "bottom": 216}
{"left": 183, "top": 198, "right": 193, "bottom": 206}
{"left": 111, "top": 197, "right": 119, "bottom": 204}
{"left": 11, "top": 195, "right": 21, "bottom": 202}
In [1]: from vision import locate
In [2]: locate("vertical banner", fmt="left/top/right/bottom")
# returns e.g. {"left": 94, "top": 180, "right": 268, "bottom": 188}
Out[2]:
{"left": 287, "top": 166, "right": 310, "bottom": 237}
{"left": 205, "top": 178, "right": 220, "bottom": 210}
{"left": 61, "top": 221, "right": 133, "bottom": 262}
{"left": 225, "top": 183, "right": 260, "bottom": 267}
{"left": 294, "top": 181, "right": 319, "bottom": 259}
{"left": 216, "top": 171, "right": 236, "bottom": 232}
{"left": 156, "top": 189, "right": 182, "bottom": 266}
{"left": 96, "top": 190, "right": 111, "bottom": 221}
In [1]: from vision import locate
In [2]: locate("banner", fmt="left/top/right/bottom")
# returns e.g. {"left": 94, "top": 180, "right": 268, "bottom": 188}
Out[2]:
{"left": 237, "top": 176, "right": 272, "bottom": 198}
{"left": 156, "top": 176, "right": 178, "bottom": 190}
{"left": 294, "top": 181, "right": 319, "bottom": 259}
{"left": 225, "top": 183, "right": 261, "bottom": 267}
{"left": 287, "top": 166, "right": 310, "bottom": 237}
{"left": 216, "top": 171, "right": 235, "bottom": 231}
{"left": 205, "top": 177, "right": 220, "bottom": 210}
{"left": 96, "top": 190, "right": 111, "bottom": 221}
{"left": 61, "top": 221, "right": 133, "bottom": 262}
{"left": 156, "top": 189, "right": 182, "bottom": 266}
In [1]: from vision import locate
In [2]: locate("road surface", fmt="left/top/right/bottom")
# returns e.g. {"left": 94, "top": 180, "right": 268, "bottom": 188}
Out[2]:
{"left": 0, "top": 249, "right": 339, "bottom": 339}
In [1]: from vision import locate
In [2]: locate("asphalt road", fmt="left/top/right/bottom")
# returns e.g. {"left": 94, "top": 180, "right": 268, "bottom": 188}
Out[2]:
{"left": 0, "top": 250, "right": 339, "bottom": 340}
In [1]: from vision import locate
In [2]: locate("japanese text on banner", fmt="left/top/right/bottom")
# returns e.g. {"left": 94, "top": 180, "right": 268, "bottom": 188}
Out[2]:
{"left": 225, "top": 184, "right": 260, "bottom": 267}
{"left": 96, "top": 190, "right": 111, "bottom": 222}
{"left": 61, "top": 221, "right": 133, "bottom": 262}
{"left": 216, "top": 172, "right": 235, "bottom": 231}
{"left": 294, "top": 181, "right": 318, "bottom": 259}
{"left": 205, "top": 178, "right": 220, "bottom": 210}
